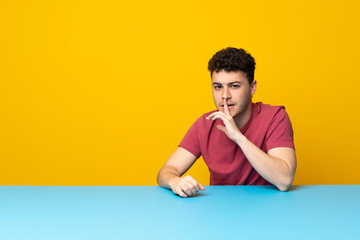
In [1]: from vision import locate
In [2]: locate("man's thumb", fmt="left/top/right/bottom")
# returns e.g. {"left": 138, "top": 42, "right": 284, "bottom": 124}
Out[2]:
{"left": 217, "top": 124, "right": 226, "bottom": 132}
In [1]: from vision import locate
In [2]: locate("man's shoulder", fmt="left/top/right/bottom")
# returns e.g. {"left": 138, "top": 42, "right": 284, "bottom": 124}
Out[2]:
{"left": 251, "top": 102, "right": 291, "bottom": 128}
{"left": 255, "top": 102, "right": 286, "bottom": 117}
{"left": 251, "top": 102, "right": 293, "bottom": 134}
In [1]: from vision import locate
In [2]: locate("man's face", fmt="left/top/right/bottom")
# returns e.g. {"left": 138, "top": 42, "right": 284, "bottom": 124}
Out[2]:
{"left": 211, "top": 70, "right": 257, "bottom": 120}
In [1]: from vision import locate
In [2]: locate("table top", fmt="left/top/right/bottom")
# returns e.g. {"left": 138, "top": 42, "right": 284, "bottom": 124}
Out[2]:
{"left": 1, "top": 185, "right": 359, "bottom": 240}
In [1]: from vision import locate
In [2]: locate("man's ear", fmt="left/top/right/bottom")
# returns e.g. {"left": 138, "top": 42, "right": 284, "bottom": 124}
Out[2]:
{"left": 251, "top": 80, "right": 257, "bottom": 96}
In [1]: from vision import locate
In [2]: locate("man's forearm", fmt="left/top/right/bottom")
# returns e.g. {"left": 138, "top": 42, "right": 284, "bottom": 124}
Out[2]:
{"left": 157, "top": 166, "right": 181, "bottom": 190}
{"left": 235, "top": 135, "right": 295, "bottom": 191}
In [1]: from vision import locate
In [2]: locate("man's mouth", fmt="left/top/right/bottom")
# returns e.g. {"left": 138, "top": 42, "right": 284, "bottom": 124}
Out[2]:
{"left": 221, "top": 104, "right": 235, "bottom": 107}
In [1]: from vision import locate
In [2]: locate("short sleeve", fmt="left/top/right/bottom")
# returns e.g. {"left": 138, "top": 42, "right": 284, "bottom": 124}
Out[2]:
{"left": 178, "top": 119, "right": 202, "bottom": 158}
{"left": 265, "top": 108, "right": 295, "bottom": 151}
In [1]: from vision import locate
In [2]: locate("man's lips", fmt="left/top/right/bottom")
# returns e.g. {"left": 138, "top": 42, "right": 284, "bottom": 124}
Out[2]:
{"left": 221, "top": 104, "right": 235, "bottom": 107}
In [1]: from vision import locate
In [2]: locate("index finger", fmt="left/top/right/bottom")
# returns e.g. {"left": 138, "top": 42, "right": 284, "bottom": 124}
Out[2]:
{"left": 223, "top": 99, "right": 231, "bottom": 116}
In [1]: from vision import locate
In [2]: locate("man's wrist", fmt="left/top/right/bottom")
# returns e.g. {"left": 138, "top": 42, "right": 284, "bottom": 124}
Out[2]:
{"left": 235, "top": 133, "right": 247, "bottom": 146}
{"left": 168, "top": 176, "right": 180, "bottom": 189}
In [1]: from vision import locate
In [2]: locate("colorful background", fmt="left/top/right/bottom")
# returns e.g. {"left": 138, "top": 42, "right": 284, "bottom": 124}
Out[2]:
{"left": 1, "top": 0, "right": 359, "bottom": 185}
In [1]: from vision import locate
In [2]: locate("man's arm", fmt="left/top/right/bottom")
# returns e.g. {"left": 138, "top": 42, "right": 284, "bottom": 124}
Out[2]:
{"left": 157, "top": 147, "right": 206, "bottom": 197}
{"left": 207, "top": 101, "right": 296, "bottom": 191}
{"left": 235, "top": 139, "right": 296, "bottom": 191}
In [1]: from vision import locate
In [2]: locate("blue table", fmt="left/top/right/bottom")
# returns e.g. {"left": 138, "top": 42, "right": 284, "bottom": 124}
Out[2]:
{"left": 0, "top": 185, "right": 359, "bottom": 240}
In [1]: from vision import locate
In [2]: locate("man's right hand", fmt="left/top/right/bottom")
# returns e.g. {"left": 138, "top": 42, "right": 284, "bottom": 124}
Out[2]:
{"left": 157, "top": 147, "right": 205, "bottom": 197}
{"left": 169, "top": 175, "right": 206, "bottom": 198}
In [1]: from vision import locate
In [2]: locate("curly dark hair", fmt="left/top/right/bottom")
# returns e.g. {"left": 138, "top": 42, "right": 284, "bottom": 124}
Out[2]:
{"left": 208, "top": 47, "right": 256, "bottom": 84}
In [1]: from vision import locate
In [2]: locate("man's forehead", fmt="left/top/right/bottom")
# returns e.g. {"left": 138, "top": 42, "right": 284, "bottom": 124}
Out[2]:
{"left": 211, "top": 70, "right": 248, "bottom": 83}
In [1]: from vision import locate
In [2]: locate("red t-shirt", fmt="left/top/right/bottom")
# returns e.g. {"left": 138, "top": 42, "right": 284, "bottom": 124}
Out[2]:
{"left": 179, "top": 102, "right": 295, "bottom": 185}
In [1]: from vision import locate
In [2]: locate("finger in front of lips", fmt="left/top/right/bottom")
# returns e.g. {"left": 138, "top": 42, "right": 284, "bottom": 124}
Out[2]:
{"left": 223, "top": 100, "right": 231, "bottom": 115}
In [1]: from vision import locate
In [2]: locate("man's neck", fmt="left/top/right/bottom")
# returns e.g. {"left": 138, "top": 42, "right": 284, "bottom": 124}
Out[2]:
{"left": 234, "top": 102, "right": 253, "bottom": 129}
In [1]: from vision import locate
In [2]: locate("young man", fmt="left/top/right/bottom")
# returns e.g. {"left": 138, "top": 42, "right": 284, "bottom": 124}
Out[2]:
{"left": 157, "top": 47, "right": 296, "bottom": 197}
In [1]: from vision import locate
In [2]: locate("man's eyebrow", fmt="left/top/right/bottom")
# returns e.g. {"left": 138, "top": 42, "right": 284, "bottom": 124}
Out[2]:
{"left": 212, "top": 81, "right": 242, "bottom": 85}
{"left": 228, "top": 81, "right": 242, "bottom": 84}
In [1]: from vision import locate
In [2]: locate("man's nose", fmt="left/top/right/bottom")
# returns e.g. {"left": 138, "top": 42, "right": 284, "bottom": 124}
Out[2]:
{"left": 222, "top": 87, "right": 231, "bottom": 100}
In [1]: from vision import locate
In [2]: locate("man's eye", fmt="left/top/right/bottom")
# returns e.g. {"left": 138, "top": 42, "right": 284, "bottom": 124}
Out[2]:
{"left": 214, "top": 85, "right": 222, "bottom": 90}
{"left": 231, "top": 85, "right": 240, "bottom": 88}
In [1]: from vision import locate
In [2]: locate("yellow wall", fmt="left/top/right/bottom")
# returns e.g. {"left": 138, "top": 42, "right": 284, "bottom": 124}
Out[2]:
{"left": 1, "top": 0, "right": 359, "bottom": 185}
